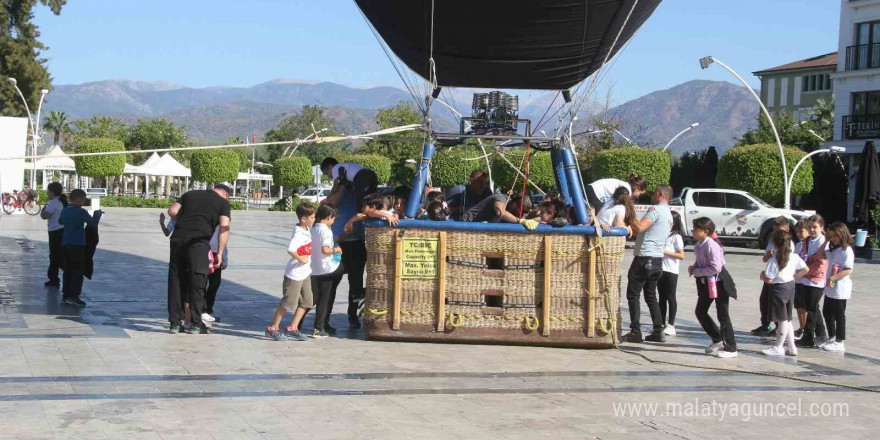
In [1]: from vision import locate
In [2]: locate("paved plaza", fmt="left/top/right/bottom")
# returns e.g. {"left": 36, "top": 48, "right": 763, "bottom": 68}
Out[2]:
{"left": 0, "top": 208, "right": 877, "bottom": 439}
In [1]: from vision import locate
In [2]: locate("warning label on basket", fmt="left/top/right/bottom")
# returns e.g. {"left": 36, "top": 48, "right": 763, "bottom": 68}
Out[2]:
{"left": 401, "top": 238, "right": 439, "bottom": 279}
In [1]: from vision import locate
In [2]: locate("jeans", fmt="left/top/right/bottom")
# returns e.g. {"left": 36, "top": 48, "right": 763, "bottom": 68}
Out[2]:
{"left": 658, "top": 271, "right": 678, "bottom": 325}
{"left": 61, "top": 246, "right": 86, "bottom": 299}
{"left": 312, "top": 264, "right": 345, "bottom": 331}
{"left": 695, "top": 277, "right": 737, "bottom": 352}
{"left": 47, "top": 229, "right": 64, "bottom": 284}
{"left": 626, "top": 256, "right": 664, "bottom": 333}
{"left": 823, "top": 297, "right": 847, "bottom": 342}
{"left": 340, "top": 240, "right": 367, "bottom": 321}
{"left": 801, "top": 285, "right": 827, "bottom": 343}
{"left": 168, "top": 240, "right": 210, "bottom": 326}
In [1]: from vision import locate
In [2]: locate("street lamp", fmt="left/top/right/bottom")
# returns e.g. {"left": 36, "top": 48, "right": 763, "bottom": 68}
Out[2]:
{"left": 7, "top": 77, "right": 49, "bottom": 189}
{"left": 786, "top": 146, "right": 845, "bottom": 205}
{"left": 662, "top": 122, "right": 700, "bottom": 152}
{"left": 700, "top": 56, "right": 791, "bottom": 209}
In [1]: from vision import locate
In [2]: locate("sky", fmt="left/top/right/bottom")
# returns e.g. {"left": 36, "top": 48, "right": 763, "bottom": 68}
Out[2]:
{"left": 34, "top": 0, "right": 841, "bottom": 105}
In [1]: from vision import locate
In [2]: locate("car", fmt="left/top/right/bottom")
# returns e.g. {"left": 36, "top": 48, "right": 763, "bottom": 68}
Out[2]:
{"left": 636, "top": 187, "right": 813, "bottom": 248}
{"left": 299, "top": 187, "right": 331, "bottom": 204}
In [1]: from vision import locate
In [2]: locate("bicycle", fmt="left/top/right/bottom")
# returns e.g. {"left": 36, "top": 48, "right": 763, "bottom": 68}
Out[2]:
{"left": 2, "top": 189, "right": 41, "bottom": 215}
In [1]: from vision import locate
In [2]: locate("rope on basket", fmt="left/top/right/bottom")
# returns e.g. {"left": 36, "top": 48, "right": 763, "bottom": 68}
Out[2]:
{"left": 523, "top": 316, "right": 539, "bottom": 331}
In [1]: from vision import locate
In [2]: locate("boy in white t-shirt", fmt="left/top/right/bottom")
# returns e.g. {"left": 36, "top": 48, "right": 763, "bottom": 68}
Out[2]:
{"left": 309, "top": 204, "right": 344, "bottom": 337}
{"left": 40, "top": 182, "right": 66, "bottom": 288}
{"left": 265, "top": 202, "right": 316, "bottom": 341}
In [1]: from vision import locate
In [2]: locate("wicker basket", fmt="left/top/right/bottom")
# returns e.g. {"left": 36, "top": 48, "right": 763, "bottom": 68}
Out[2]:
{"left": 364, "top": 223, "right": 625, "bottom": 348}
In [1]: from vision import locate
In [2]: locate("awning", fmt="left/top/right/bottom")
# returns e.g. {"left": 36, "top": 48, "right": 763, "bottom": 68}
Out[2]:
{"left": 237, "top": 172, "right": 273, "bottom": 181}
{"left": 33, "top": 145, "right": 76, "bottom": 171}
{"left": 141, "top": 154, "right": 191, "bottom": 177}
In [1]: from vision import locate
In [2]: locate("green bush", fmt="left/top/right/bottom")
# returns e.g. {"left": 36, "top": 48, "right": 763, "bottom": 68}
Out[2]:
{"left": 340, "top": 155, "right": 392, "bottom": 184}
{"left": 74, "top": 138, "right": 126, "bottom": 177}
{"left": 191, "top": 150, "right": 240, "bottom": 183}
{"left": 590, "top": 147, "right": 671, "bottom": 192}
{"left": 717, "top": 143, "right": 812, "bottom": 206}
{"left": 272, "top": 157, "right": 312, "bottom": 188}
{"left": 430, "top": 147, "right": 488, "bottom": 188}
{"left": 269, "top": 196, "right": 305, "bottom": 212}
{"left": 101, "top": 196, "right": 173, "bottom": 208}
{"left": 491, "top": 151, "right": 556, "bottom": 194}
{"left": 228, "top": 200, "right": 245, "bottom": 211}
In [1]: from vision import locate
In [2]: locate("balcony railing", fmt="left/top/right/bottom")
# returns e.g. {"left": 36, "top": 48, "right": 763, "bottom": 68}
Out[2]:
{"left": 845, "top": 43, "right": 880, "bottom": 71}
{"left": 843, "top": 114, "right": 880, "bottom": 139}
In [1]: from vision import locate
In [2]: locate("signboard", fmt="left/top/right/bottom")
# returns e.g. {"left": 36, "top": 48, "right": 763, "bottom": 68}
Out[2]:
{"left": 401, "top": 237, "right": 439, "bottom": 279}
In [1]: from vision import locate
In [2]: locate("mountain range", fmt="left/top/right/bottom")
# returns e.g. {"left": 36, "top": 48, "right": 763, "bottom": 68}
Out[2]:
{"left": 42, "top": 79, "right": 758, "bottom": 155}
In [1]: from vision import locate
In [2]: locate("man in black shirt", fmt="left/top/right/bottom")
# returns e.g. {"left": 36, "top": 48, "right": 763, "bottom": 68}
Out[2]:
{"left": 462, "top": 194, "right": 537, "bottom": 230}
{"left": 166, "top": 184, "right": 232, "bottom": 334}
{"left": 446, "top": 170, "right": 492, "bottom": 221}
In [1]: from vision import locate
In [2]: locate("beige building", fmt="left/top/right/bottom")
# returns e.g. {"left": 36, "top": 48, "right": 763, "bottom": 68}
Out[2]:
{"left": 753, "top": 52, "right": 836, "bottom": 121}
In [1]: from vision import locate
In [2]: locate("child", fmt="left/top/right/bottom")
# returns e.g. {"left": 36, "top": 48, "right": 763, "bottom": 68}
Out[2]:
{"left": 265, "top": 202, "right": 316, "bottom": 341}
{"left": 344, "top": 193, "right": 398, "bottom": 235}
{"left": 659, "top": 211, "right": 685, "bottom": 336}
{"left": 57, "top": 189, "right": 102, "bottom": 307}
{"left": 586, "top": 173, "right": 647, "bottom": 208}
{"left": 41, "top": 182, "right": 67, "bottom": 288}
{"left": 818, "top": 223, "right": 854, "bottom": 353}
{"left": 205, "top": 225, "right": 229, "bottom": 323}
{"left": 596, "top": 186, "right": 635, "bottom": 236}
{"left": 759, "top": 230, "right": 808, "bottom": 356}
{"left": 796, "top": 215, "right": 829, "bottom": 348}
{"left": 792, "top": 220, "right": 809, "bottom": 338}
{"left": 425, "top": 200, "right": 449, "bottom": 221}
{"left": 688, "top": 217, "right": 737, "bottom": 358}
{"left": 752, "top": 216, "right": 792, "bottom": 335}
{"left": 419, "top": 191, "right": 446, "bottom": 219}
{"left": 159, "top": 212, "right": 175, "bottom": 237}
{"left": 310, "top": 204, "right": 344, "bottom": 338}
{"left": 391, "top": 186, "right": 411, "bottom": 215}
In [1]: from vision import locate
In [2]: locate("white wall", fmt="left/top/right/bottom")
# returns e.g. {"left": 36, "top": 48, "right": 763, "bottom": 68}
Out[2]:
{"left": 0, "top": 117, "right": 28, "bottom": 195}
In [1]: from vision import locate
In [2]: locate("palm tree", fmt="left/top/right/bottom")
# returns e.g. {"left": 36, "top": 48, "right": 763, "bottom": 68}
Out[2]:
{"left": 43, "top": 111, "right": 72, "bottom": 146}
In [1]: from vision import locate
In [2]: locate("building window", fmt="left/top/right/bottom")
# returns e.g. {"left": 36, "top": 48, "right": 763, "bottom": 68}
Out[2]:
{"left": 852, "top": 91, "right": 880, "bottom": 115}
{"left": 802, "top": 74, "right": 832, "bottom": 92}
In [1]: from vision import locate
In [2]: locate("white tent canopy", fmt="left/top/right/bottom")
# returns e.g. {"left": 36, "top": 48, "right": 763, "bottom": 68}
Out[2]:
{"left": 34, "top": 145, "right": 76, "bottom": 171}
{"left": 142, "top": 154, "right": 191, "bottom": 177}
{"left": 141, "top": 152, "right": 161, "bottom": 168}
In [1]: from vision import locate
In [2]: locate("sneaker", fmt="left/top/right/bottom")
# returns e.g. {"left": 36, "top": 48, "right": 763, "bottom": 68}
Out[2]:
{"left": 201, "top": 313, "right": 216, "bottom": 323}
{"left": 663, "top": 325, "right": 676, "bottom": 336}
{"left": 199, "top": 325, "right": 211, "bottom": 335}
{"left": 44, "top": 280, "right": 60, "bottom": 288}
{"left": 169, "top": 323, "right": 181, "bottom": 334}
{"left": 785, "top": 347, "right": 798, "bottom": 356}
{"left": 705, "top": 341, "right": 724, "bottom": 354}
{"left": 283, "top": 328, "right": 309, "bottom": 341}
{"left": 357, "top": 299, "right": 366, "bottom": 318}
{"left": 325, "top": 325, "right": 337, "bottom": 335}
{"left": 622, "top": 331, "right": 643, "bottom": 343}
{"left": 750, "top": 324, "right": 771, "bottom": 335}
{"left": 817, "top": 337, "right": 835, "bottom": 349}
{"left": 713, "top": 350, "right": 738, "bottom": 358}
{"left": 645, "top": 331, "right": 667, "bottom": 343}
{"left": 265, "top": 328, "right": 289, "bottom": 341}
{"left": 794, "top": 329, "right": 804, "bottom": 340}
{"left": 795, "top": 338, "right": 815, "bottom": 348}
{"left": 821, "top": 341, "right": 845, "bottom": 352}
{"left": 62, "top": 297, "right": 86, "bottom": 307}
{"left": 184, "top": 325, "right": 199, "bottom": 334}
{"left": 761, "top": 346, "right": 785, "bottom": 356}
{"left": 311, "top": 329, "right": 329, "bottom": 338}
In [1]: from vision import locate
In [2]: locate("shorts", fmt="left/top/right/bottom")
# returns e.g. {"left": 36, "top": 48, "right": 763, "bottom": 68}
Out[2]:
{"left": 281, "top": 276, "right": 314, "bottom": 310}
{"left": 793, "top": 283, "right": 806, "bottom": 309}
{"left": 769, "top": 282, "right": 794, "bottom": 322}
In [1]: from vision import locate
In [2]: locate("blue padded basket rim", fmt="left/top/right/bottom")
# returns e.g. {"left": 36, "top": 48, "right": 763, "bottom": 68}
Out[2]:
{"left": 363, "top": 219, "right": 628, "bottom": 236}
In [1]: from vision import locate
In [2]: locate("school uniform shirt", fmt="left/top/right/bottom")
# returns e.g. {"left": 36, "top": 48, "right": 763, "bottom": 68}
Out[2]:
{"left": 634, "top": 203, "right": 672, "bottom": 258}
{"left": 824, "top": 246, "right": 854, "bottom": 300}
{"left": 44, "top": 198, "right": 64, "bottom": 232}
{"left": 595, "top": 200, "right": 624, "bottom": 226}
{"left": 800, "top": 236, "right": 826, "bottom": 288}
{"left": 331, "top": 163, "right": 364, "bottom": 184}
{"left": 662, "top": 234, "right": 684, "bottom": 274}
{"left": 764, "top": 251, "right": 807, "bottom": 284}
{"left": 284, "top": 226, "right": 312, "bottom": 281}
{"left": 589, "top": 179, "right": 631, "bottom": 204}
{"left": 58, "top": 206, "right": 102, "bottom": 247}
{"left": 310, "top": 223, "right": 340, "bottom": 276}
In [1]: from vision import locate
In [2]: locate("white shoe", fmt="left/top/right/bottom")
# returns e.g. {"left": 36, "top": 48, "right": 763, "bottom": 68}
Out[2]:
{"left": 201, "top": 313, "right": 216, "bottom": 323}
{"left": 663, "top": 325, "right": 676, "bottom": 336}
{"left": 785, "top": 347, "right": 798, "bottom": 356}
{"left": 817, "top": 337, "right": 835, "bottom": 349}
{"left": 761, "top": 346, "right": 785, "bottom": 356}
{"left": 704, "top": 341, "right": 724, "bottom": 354}
{"left": 713, "top": 350, "right": 738, "bottom": 358}
{"left": 822, "top": 341, "right": 845, "bottom": 352}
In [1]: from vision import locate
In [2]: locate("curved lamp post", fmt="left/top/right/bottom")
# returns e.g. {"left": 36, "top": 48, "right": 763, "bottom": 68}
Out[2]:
{"left": 7, "top": 78, "right": 48, "bottom": 189}
{"left": 700, "top": 56, "right": 790, "bottom": 209}
{"left": 787, "top": 146, "right": 845, "bottom": 205}
{"left": 662, "top": 122, "right": 700, "bottom": 151}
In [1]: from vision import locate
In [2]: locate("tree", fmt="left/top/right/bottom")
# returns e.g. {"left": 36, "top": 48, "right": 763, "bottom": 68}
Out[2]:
{"left": 272, "top": 157, "right": 312, "bottom": 188}
{"left": 224, "top": 137, "right": 251, "bottom": 172}
{"left": 717, "top": 143, "right": 812, "bottom": 206}
{"left": 357, "top": 101, "right": 424, "bottom": 185}
{"left": 0, "top": 0, "right": 66, "bottom": 117}
{"left": 264, "top": 105, "right": 342, "bottom": 164}
{"left": 590, "top": 147, "right": 671, "bottom": 194}
{"left": 191, "top": 150, "right": 240, "bottom": 183}
{"left": 42, "top": 110, "right": 71, "bottom": 145}
{"left": 127, "top": 118, "right": 188, "bottom": 151}
{"left": 736, "top": 109, "right": 820, "bottom": 151}
{"left": 74, "top": 138, "right": 126, "bottom": 178}
{"left": 71, "top": 116, "right": 128, "bottom": 149}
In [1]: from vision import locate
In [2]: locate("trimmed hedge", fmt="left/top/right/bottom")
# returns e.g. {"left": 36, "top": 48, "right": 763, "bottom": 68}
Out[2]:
{"left": 340, "top": 155, "right": 392, "bottom": 184}
{"left": 191, "top": 150, "right": 240, "bottom": 183}
{"left": 430, "top": 147, "right": 488, "bottom": 188}
{"left": 590, "top": 147, "right": 671, "bottom": 192}
{"left": 272, "top": 157, "right": 312, "bottom": 188}
{"left": 717, "top": 143, "right": 812, "bottom": 206}
{"left": 99, "top": 195, "right": 245, "bottom": 210}
{"left": 491, "top": 151, "right": 556, "bottom": 193}
{"left": 74, "top": 138, "right": 126, "bottom": 177}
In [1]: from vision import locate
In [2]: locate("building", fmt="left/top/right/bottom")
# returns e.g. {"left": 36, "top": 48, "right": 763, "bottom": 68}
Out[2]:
{"left": 830, "top": 0, "right": 880, "bottom": 221}
{"left": 753, "top": 52, "right": 836, "bottom": 121}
